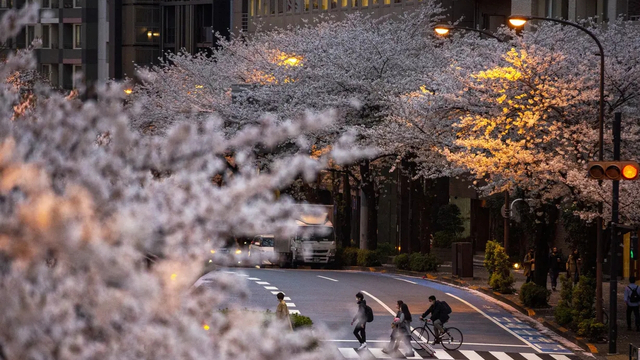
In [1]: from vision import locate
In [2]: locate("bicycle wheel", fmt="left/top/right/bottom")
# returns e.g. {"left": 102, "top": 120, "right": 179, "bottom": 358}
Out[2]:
{"left": 440, "top": 327, "right": 463, "bottom": 351}
{"left": 411, "top": 327, "right": 430, "bottom": 351}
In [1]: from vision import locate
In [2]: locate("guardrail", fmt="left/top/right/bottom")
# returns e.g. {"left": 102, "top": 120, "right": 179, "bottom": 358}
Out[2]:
{"left": 631, "top": 343, "right": 639, "bottom": 360}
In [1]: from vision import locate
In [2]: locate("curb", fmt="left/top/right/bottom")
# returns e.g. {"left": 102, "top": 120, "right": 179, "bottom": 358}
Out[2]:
{"left": 341, "top": 266, "right": 598, "bottom": 355}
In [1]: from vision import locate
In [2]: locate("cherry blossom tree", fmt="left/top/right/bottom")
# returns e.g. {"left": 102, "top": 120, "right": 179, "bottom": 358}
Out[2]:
{"left": 0, "top": 4, "right": 373, "bottom": 359}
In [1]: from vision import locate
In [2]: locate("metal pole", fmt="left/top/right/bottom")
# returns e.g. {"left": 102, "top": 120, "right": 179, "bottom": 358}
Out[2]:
{"left": 504, "top": 191, "right": 510, "bottom": 254}
{"left": 608, "top": 113, "right": 621, "bottom": 354}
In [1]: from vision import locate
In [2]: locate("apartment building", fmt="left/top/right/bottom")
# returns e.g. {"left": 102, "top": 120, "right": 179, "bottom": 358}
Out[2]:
{"left": 109, "top": 0, "right": 231, "bottom": 80}
{"left": 0, "top": 0, "right": 109, "bottom": 90}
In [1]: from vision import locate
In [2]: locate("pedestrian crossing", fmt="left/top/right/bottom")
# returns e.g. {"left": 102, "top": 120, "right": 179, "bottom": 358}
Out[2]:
{"left": 335, "top": 348, "right": 580, "bottom": 360}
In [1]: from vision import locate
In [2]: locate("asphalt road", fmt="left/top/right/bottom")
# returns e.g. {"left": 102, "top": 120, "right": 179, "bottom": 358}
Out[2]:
{"left": 198, "top": 268, "right": 582, "bottom": 360}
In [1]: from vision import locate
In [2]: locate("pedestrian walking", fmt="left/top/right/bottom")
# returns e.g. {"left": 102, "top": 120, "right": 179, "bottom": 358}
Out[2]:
{"left": 566, "top": 249, "right": 582, "bottom": 285}
{"left": 548, "top": 247, "right": 562, "bottom": 291}
{"left": 351, "top": 292, "right": 368, "bottom": 350}
{"left": 624, "top": 277, "right": 640, "bottom": 331}
{"left": 383, "top": 300, "right": 413, "bottom": 357}
{"left": 523, "top": 248, "right": 535, "bottom": 283}
{"left": 276, "top": 292, "right": 293, "bottom": 330}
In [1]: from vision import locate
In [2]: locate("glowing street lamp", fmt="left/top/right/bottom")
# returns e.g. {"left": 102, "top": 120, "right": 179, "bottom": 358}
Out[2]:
{"left": 433, "top": 24, "right": 503, "bottom": 41}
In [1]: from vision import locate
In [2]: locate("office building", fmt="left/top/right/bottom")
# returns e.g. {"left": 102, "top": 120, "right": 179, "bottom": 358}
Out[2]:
{"left": 0, "top": 0, "right": 109, "bottom": 90}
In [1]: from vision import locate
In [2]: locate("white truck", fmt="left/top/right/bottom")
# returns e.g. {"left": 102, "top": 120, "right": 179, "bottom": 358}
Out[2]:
{"left": 274, "top": 204, "right": 336, "bottom": 268}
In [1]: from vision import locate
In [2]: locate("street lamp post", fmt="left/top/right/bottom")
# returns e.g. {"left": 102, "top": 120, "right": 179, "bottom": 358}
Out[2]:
{"left": 433, "top": 24, "right": 504, "bottom": 41}
{"left": 508, "top": 15, "right": 610, "bottom": 352}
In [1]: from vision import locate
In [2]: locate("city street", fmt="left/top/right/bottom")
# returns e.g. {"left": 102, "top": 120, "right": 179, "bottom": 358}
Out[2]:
{"left": 199, "top": 269, "right": 583, "bottom": 360}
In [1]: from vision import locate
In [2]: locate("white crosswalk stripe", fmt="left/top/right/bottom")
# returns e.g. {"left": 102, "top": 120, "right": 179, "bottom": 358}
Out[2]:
{"left": 335, "top": 348, "right": 579, "bottom": 360}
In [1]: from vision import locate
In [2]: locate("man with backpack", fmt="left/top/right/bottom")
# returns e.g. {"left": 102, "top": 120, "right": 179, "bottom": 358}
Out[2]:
{"left": 419, "top": 295, "right": 452, "bottom": 344}
{"left": 624, "top": 277, "right": 640, "bottom": 331}
{"left": 351, "top": 292, "right": 373, "bottom": 350}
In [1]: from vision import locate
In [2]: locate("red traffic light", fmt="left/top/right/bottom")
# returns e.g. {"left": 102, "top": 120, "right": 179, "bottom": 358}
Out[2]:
{"left": 587, "top": 161, "right": 640, "bottom": 180}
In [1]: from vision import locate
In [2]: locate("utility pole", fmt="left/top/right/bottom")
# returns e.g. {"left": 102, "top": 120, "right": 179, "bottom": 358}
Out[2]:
{"left": 608, "top": 113, "right": 621, "bottom": 354}
{"left": 504, "top": 191, "right": 510, "bottom": 254}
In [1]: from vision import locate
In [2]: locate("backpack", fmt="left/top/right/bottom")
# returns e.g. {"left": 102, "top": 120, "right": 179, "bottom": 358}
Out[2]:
{"left": 440, "top": 301, "right": 452, "bottom": 315}
{"left": 630, "top": 286, "right": 640, "bottom": 303}
{"left": 364, "top": 305, "right": 374, "bottom": 322}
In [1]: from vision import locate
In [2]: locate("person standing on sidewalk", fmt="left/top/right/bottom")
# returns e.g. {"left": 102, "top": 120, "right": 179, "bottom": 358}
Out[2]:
{"left": 566, "top": 249, "right": 582, "bottom": 285}
{"left": 523, "top": 248, "right": 535, "bottom": 283}
{"left": 276, "top": 292, "right": 293, "bottom": 330}
{"left": 548, "top": 247, "right": 562, "bottom": 291}
{"left": 624, "top": 277, "right": 640, "bottom": 331}
{"left": 351, "top": 292, "right": 368, "bottom": 350}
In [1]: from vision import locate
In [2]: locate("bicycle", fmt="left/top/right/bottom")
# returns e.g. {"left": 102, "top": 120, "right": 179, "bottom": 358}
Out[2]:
{"left": 410, "top": 319, "right": 463, "bottom": 351}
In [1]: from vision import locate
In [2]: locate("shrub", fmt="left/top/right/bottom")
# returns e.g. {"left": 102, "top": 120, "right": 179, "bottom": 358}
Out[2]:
{"left": 577, "top": 318, "right": 605, "bottom": 341}
{"left": 394, "top": 253, "right": 410, "bottom": 270}
{"left": 409, "top": 252, "right": 439, "bottom": 272}
{"left": 435, "top": 204, "right": 465, "bottom": 235}
{"left": 571, "top": 276, "right": 595, "bottom": 330}
{"left": 554, "top": 303, "right": 573, "bottom": 326}
{"left": 290, "top": 313, "right": 313, "bottom": 329}
{"left": 490, "top": 272, "right": 515, "bottom": 294}
{"left": 357, "top": 249, "right": 382, "bottom": 267}
{"left": 340, "top": 247, "right": 359, "bottom": 266}
{"left": 377, "top": 242, "right": 398, "bottom": 258}
{"left": 433, "top": 231, "right": 456, "bottom": 249}
{"left": 519, "top": 282, "right": 550, "bottom": 308}
{"left": 484, "top": 240, "right": 499, "bottom": 275}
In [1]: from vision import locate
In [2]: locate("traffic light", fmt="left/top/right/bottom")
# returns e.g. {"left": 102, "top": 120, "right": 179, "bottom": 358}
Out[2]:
{"left": 632, "top": 233, "right": 639, "bottom": 260}
{"left": 587, "top": 161, "right": 640, "bottom": 180}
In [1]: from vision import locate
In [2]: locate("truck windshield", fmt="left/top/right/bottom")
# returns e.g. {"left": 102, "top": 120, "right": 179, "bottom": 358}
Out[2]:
{"left": 295, "top": 227, "right": 334, "bottom": 241}
{"left": 261, "top": 237, "right": 274, "bottom": 247}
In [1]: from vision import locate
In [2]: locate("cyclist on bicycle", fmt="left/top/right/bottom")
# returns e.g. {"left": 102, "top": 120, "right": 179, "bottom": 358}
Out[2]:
{"left": 419, "top": 295, "right": 450, "bottom": 344}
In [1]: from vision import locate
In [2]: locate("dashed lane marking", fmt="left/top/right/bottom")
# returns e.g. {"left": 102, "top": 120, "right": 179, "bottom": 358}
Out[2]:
{"left": 317, "top": 275, "right": 339, "bottom": 282}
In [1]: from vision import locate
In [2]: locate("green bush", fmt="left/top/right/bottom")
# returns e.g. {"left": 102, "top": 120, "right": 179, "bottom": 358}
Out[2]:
{"left": 484, "top": 240, "right": 499, "bottom": 275}
{"left": 340, "top": 247, "right": 359, "bottom": 266}
{"left": 577, "top": 318, "right": 605, "bottom": 341}
{"left": 519, "top": 282, "right": 550, "bottom": 308}
{"left": 433, "top": 231, "right": 456, "bottom": 249}
{"left": 394, "top": 253, "right": 410, "bottom": 270}
{"left": 377, "top": 242, "right": 398, "bottom": 258}
{"left": 357, "top": 249, "right": 382, "bottom": 267}
{"left": 409, "top": 252, "right": 439, "bottom": 272}
{"left": 490, "top": 272, "right": 515, "bottom": 294}
{"left": 571, "top": 276, "right": 595, "bottom": 330}
{"left": 290, "top": 313, "right": 313, "bottom": 329}
{"left": 554, "top": 303, "right": 573, "bottom": 326}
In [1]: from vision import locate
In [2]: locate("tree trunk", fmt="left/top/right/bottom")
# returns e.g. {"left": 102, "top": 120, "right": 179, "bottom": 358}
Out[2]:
{"left": 359, "top": 160, "right": 377, "bottom": 250}
{"left": 533, "top": 205, "right": 559, "bottom": 288}
{"left": 342, "top": 169, "right": 352, "bottom": 248}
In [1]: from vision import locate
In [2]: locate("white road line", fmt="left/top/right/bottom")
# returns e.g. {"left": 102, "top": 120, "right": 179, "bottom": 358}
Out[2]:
{"left": 338, "top": 348, "right": 359, "bottom": 358}
{"left": 284, "top": 297, "right": 291, "bottom": 301}
{"left": 460, "top": 350, "right": 485, "bottom": 360}
{"left": 361, "top": 290, "right": 428, "bottom": 343}
{"left": 368, "top": 348, "right": 391, "bottom": 358}
{"left": 394, "top": 277, "right": 417, "bottom": 285}
{"left": 514, "top": 318, "right": 522, "bottom": 323}
{"left": 248, "top": 277, "right": 261, "bottom": 281}
{"left": 490, "top": 352, "right": 514, "bottom": 360}
{"left": 317, "top": 275, "right": 339, "bottom": 282}
{"left": 522, "top": 353, "right": 544, "bottom": 360}
{"left": 445, "top": 292, "right": 540, "bottom": 353}
{"left": 325, "top": 340, "right": 529, "bottom": 347}
{"left": 290, "top": 310, "right": 300, "bottom": 314}
{"left": 503, "top": 317, "right": 512, "bottom": 322}
{"left": 256, "top": 281, "right": 270, "bottom": 285}
{"left": 286, "top": 302, "right": 296, "bottom": 307}
{"left": 264, "top": 286, "right": 278, "bottom": 290}
{"left": 271, "top": 291, "right": 281, "bottom": 295}
{"left": 434, "top": 349, "right": 454, "bottom": 359}
{"left": 551, "top": 355, "right": 572, "bottom": 360}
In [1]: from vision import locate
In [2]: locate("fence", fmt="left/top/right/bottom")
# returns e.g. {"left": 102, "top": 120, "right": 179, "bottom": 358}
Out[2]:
{"left": 631, "top": 343, "right": 639, "bottom": 360}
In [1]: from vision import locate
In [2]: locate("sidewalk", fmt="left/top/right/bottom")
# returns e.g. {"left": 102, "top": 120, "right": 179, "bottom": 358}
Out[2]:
{"left": 347, "top": 254, "right": 639, "bottom": 360}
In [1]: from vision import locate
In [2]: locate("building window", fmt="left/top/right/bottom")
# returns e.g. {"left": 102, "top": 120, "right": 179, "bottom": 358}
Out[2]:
{"left": 41, "top": 0, "right": 50, "bottom": 7}
{"left": 278, "top": 0, "right": 283, "bottom": 13}
{"left": 73, "top": 0, "right": 80, "bottom": 7}
{"left": 26, "top": 25, "right": 35, "bottom": 47}
{"left": 41, "top": 24, "right": 50, "bottom": 48}
{"left": 72, "top": 65, "right": 82, "bottom": 88}
{"left": 41, "top": 64, "right": 51, "bottom": 81}
{"left": 0, "top": 0, "right": 12, "bottom": 8}
{"left": 73, "top": 24, "right": 81, "bottom": 48}
{"left": 250, "top": 0, "right": 254, "bottom": 15}
{"left": 136, "top": 27, "right": 160, "bottom": 43}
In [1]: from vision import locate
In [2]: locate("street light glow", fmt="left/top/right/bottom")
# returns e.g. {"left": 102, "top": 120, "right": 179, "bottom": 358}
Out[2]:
{"left": 124, "top": 88, "right": 133, "bottom": 95}
{"left": 508, "top": 17, "right": 529, "bottom": 27}
{"left": 434, "top": 26, "right": 451, "bottom": 35}
{"left": 622, "top": 164, "right": 639, "bottom": 180}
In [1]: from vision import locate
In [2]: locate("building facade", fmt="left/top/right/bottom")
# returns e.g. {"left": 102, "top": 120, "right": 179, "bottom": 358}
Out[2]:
{"left": 0, "top": 0, "right": 109, "bottom": 90}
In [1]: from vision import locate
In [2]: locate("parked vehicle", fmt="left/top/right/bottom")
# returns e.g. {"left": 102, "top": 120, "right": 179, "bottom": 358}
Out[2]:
{"left": 274, "top": 204, "right": 336, "bottom": 268}
{"left": 249, "top": 235, "right": 276, "bottom": 267}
